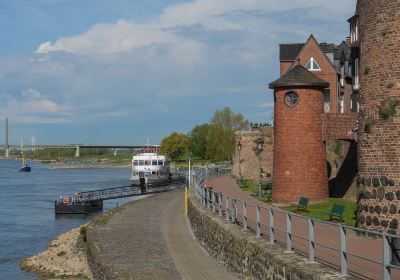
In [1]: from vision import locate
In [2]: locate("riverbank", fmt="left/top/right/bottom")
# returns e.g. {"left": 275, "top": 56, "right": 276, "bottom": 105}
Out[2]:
{"left": 49, "top": 164, "right": 129, "bottom": 170}
{"left": 20, "top": 225, "right": 92, "bottom": 279}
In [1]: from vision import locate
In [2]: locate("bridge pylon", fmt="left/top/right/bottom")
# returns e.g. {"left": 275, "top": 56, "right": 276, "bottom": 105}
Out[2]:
{"left": 75, "top": 145, "right": 80, "bottom": 158}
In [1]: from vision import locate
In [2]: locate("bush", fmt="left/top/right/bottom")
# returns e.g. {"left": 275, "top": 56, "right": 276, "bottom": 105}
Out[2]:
{"left": 80, "top": 226, "right": 87, "bottom": 242}
{"left": 379, "top": 97, "right": 399, "bottom": 121}
{"left": 364, "top": 116, "right": 375, "bottom": 134}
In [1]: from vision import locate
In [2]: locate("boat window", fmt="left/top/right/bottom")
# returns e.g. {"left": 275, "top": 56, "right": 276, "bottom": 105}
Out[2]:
{"left": 145, "top": 160, "right": 151, "bottom": 165}
{"left": 134, "top": 160, "right": 139, "bottom": 166}
{"left": 152, "top": 160, "right": 157, "bottom": 165}
{"left": 152, "top": 171, "right": 156, "bottom": 174}
{"left": 139, "top": 160, "right": 144, "bottom": 166}
{"left": 158, "top": 160, "right": 163, "bottom": 166}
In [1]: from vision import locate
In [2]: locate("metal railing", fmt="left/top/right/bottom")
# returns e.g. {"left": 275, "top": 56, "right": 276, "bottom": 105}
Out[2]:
{"left": 190, "top": 167, "right": 400, "bottom": 280}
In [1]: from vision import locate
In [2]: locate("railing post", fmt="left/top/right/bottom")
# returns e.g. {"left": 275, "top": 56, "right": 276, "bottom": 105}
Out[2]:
{"left": 286, "top": 213, "right": 292, "bottom": 251}
{"left": 383, "top": 233, "right": 391, "bottom": 280}
{"left": 211, "top": 191, "right": 215, "bottom": 213}
{"left": 201, "top": 187, "right": 205, "bottom": 205}
{"left": 218, "top": 193, "right": 222, "bottom": 216}
{"left": 269, "top": 208, "right": 274, "bottom": 243}
{"left": 339, "top": 224, "right": 347, "bottom": 275}
{"left": 225, "top": 195, "right": 229, "bottom": 221}
{"left": 243, "top": 201, "right": 247, "bottom": 230}
{"left": 207, "top": 189, "right": 211, "bottom": 209}
{"left": 256, "top": 206, "right": 261, "bottom": 238}
{"left": 231, "top": 198, "right": 236, "bottom": 224}
{"left": 308, "top": 219, "right": 315, "bottom": 262}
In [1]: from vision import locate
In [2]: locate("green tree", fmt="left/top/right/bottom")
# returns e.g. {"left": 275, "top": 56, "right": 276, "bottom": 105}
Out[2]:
{"left": 160, "top": 132, "right": 189, "bottom": 160}
{"left": 207, "top": 107, "right": 249, "bottom": 161}
{"left": 189, "top": 124, "right": 211, "bottom": 159}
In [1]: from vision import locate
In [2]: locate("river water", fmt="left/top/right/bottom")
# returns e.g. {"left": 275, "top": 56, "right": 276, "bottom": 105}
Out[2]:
{"left": 0, "top": 159, "right": 135, "bottom": 279}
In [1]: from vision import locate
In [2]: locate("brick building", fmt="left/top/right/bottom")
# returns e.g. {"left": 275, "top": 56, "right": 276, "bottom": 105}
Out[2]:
{"left": 280, "top": 35, "right": 353, "bottom": 114}
{"left": 355, "top": 0, "right": 400, "bottom": 234}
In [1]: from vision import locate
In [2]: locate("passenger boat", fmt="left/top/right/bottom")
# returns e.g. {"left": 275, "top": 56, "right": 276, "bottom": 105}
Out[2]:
{"left": 19, "top": 138, "right": 31, "bottom": 172}
{"left": 130, "top": 145, "right": 170, "bottom": 185}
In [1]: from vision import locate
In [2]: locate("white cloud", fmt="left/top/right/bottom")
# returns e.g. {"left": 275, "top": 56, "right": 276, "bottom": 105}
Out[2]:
{"left": 0, "top": 89, "right": 69, "bottom": 123}
{"left": 261, "top": 101, "right": 274, "bottom": 108}
{"left": 35, "top": 0, "right": 356, "bottom": 55}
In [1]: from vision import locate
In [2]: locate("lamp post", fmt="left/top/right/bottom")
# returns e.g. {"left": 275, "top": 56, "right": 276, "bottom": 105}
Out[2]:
{"left": 257, "top": 137, "right": 264, "bottom": 197}
{"left": 237, "top": 141, "right": 242, "bottom": 185}
{"left": 188, "top": 153, "right": 192, "bottom": 188}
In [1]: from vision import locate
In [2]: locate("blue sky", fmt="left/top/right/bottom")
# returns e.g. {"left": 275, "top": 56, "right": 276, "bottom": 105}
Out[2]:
{"left": 0, "top": 0, "right": 356, "bottom": 145}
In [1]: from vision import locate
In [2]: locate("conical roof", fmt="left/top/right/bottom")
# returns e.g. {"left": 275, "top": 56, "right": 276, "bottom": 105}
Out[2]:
{"left": 269, "top": 65, "right": 329, "bottom": 89}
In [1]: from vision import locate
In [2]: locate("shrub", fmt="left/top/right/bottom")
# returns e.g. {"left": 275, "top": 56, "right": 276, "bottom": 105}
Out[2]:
{"left": 379, "top": 97, "right": 399, "bottom": 121}
{"left": 364, "top": 116, "right": 375, "bottom": 134}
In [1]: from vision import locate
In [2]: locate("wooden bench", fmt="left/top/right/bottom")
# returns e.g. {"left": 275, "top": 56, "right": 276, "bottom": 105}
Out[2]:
{"left": 297, "top": 197, "right": 309, "bottom": 212}
{"left": 330, "top": 204, "right": 345, "bottom": 222}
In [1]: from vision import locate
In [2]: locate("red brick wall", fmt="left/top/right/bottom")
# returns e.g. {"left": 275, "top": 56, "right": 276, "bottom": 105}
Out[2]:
{"left": 295, "top": 38, "right": 339, "bottom": 113}
{"left": 272, "top": 87, "right": 328, "bottom": 204}
{"left": 280, "top": 62, "right": 292, "bottom": 76}
{"left": 357, "top": 0, "right": 400, "bottom": 234}
{"left": 322, "top": 113, "right": 357, "bottom": 141}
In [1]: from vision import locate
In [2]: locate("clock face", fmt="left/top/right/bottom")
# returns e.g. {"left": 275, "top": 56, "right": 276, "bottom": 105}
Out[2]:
{"left": 284, "top": 91, "right": 299, "bottom": 106}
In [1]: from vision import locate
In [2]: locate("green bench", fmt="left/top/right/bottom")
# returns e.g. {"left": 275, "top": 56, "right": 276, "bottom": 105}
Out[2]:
{"left": 330, "top": 204, "right": 345, "bottom": 222}
{"left": 297, "top": 197, "right": 309, "bottom": 212}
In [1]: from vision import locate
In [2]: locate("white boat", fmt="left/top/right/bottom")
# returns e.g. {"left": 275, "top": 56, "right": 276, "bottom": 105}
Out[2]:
{"left": 130, "top": 146, "right": 170, "bottom": 184}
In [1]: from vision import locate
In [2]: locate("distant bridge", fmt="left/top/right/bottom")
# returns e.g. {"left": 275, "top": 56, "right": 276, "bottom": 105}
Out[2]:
{"left": 3, "top": 144, "right": 158, "bottom": 158}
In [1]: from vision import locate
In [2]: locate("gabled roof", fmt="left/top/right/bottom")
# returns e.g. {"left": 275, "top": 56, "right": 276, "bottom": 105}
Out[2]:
{"left": 269, "top": 65, "right": 329, "bottom": 89}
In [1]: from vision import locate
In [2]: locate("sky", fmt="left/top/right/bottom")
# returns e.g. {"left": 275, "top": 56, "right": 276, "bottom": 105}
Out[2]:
{"left": 0, "top": 0, "right": 356, "bottom": 145}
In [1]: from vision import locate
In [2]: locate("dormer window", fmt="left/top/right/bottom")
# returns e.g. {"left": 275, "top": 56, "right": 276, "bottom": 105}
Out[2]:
{"left": 350, "top": 18, "right": 359, "bottom": 43}
{"left": 305, "top": 57, "right": 321, "bottom": 71}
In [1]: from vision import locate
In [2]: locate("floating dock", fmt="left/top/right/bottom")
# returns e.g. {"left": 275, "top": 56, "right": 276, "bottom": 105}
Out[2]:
{"left": 55, "top": 178, "right": 186, "bottom": 214}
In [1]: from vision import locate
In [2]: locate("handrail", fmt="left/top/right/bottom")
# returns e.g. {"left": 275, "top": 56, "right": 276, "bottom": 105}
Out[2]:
{"left": 189, "top": 166, "right": 400, "bottom": 280}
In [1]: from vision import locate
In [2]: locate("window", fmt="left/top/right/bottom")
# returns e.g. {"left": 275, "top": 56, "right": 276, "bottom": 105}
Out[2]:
{"left": 354, "top": 58, "right": 359, "bottom": 89}
{"left": 158, "top": 160, "right": 164, "bottom": 166}
{"left": 340, "top": 65, "right": 345, "bottom": 87}
{"left": 145, "top": 160, "right": 151, "bottom": 165}
{"left": 284, "top": 91, "right": 299, "bottom": 107}
{"left": 324, "top": 88, "right": 330, "bottom": 113}
{"left": 133, "top": 160, "right": 139, "bottom": 166}
{"left": 339, "top": 95, "right": 344, "bottom": 113}
{"left": 139, "top": 160, "right": 144, "bottom": 166}
{"left": 152, "top": 160, "right": 157, "bottom": 166}
{"left": 305, "top": 57, "right": 321, "bottom": 71}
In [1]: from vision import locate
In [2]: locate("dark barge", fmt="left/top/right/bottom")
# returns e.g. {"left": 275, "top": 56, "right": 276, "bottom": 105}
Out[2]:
{"left": 55, "top": 178, "right": 186, "bottom": 214}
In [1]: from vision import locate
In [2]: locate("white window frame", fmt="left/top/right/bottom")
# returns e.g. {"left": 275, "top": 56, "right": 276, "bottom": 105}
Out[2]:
{"left": 305, "top": 57, "right": 321, "bottom": 72}
{"left": 354, "top": 58, "right": 359, "bottom": 90}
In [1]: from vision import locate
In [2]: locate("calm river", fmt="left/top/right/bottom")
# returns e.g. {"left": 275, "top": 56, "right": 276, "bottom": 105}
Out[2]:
{"left": 0, "top": 159, "right": 135, "bottom": 279}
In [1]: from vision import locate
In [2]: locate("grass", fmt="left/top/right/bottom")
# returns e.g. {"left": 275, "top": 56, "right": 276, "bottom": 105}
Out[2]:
{"left": 238, "top": 179, "right": 271, "bottom": 203}
{"left": 281, "top": 198, "right": 357, "bottom": 227}
{"left": 237, "top": 179, "right": 356, "bottom": 226}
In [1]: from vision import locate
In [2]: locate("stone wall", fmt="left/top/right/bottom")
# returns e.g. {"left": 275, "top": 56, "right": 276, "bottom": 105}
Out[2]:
{"left": 357, "top": 0, "right": 400, "bottom": 234}
{"left": 85, "top": 214, "right": 127, "bottom": 279}
{"left": 232, "top": 127, "right": 273, "bottom": 183}
{"left": 188, "top": 192, "right": 353, "bottom": 279}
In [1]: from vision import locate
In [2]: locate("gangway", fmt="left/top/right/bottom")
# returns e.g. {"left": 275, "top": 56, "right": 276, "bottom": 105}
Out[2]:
{"left": 55, "top": 179, "right": 186, "bottom": 214}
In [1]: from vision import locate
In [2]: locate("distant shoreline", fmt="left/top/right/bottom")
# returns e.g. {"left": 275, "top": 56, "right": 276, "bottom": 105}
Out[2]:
{"left": 49, "top": 164, "right": 130, "bottom": 170}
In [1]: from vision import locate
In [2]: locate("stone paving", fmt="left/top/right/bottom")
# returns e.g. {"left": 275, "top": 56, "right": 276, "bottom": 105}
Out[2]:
{"left": 90, "top": 189, "right": 238, "bottom": 279}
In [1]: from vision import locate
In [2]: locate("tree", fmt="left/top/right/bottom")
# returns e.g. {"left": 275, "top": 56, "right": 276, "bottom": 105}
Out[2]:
{"left": 160, "top": 132, "right": 189, "bottom": 160}
{"left": 189, "top": 124, "right": 211, "bottom": 159}
{"left": 207, "top": 107, "right": 249, "bottom": 161}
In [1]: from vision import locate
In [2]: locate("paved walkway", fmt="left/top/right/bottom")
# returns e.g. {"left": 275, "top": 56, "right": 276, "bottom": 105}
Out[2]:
{"left": 91, "top": 190, "right": 237, "bottom": 279}
{"left": 207, "top": 175, "right": 400, "bottom": 280}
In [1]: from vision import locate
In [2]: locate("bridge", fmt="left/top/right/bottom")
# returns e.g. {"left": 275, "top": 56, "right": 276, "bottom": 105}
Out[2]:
{"left": 3, "top": 144, "right": 158, "bottom": 158}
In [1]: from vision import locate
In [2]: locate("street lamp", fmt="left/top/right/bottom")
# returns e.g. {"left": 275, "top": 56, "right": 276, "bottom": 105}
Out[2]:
{"left": 256, "top": 137, "right": 264, "bottom": 197}
{"left": 237, "top": 141, "right": 242, "bottom": 185}
{"left": 188, "top": 153, "right": 192, "bottom": 188}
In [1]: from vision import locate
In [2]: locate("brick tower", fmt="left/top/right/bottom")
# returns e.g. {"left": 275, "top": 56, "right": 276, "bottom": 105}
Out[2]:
{"left": 269, "top": 65, "right": 329, "bottom": 204}
{"left": 357, "top": 0, "right": 400, "bottom": 234}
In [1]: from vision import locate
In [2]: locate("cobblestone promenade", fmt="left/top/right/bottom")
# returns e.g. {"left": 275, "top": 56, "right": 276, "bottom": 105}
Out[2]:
{"left": 91, "top": 189, "right": 238, "bottom": 279}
